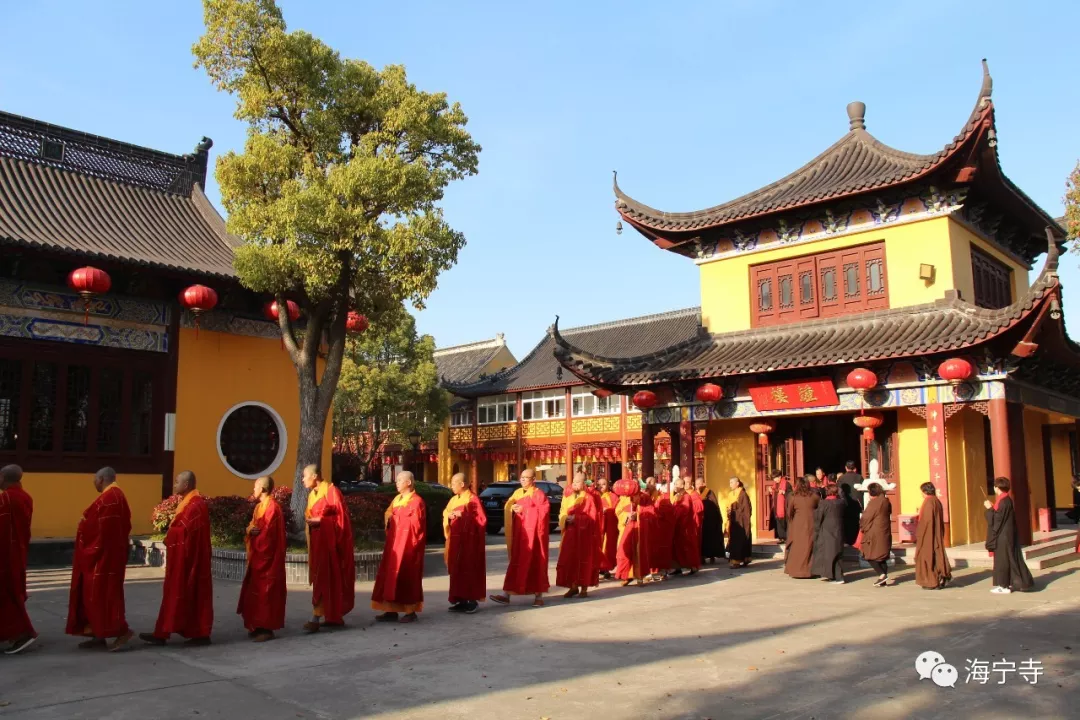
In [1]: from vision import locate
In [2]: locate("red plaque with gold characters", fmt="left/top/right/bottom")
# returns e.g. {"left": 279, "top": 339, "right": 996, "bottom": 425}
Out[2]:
{"left": 747, "top": 378, "right": 839, "bottom": 411}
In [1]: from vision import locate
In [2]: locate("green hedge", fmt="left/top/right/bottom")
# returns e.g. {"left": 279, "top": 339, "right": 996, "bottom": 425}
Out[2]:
{"left": 375, "top": 483, "right": 452, "bottom": 543}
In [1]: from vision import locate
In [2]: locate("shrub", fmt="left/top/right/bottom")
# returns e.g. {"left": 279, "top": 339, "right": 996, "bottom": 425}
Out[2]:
{"left": 150, "top": 490, "right": 295, "bottom": 548}
{"left": 151, "top": 494, "right": 181, "bottom": 535}
{"left": 344, "top": 492, "right": 393, "bottom": 539}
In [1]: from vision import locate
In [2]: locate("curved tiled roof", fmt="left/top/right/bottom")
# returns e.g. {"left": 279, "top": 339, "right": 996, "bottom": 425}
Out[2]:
{"left": 0, "top": 110, "right": 237, "bottom": 278}
{"left": 445, "top": 307, "right": 702, "bottom": 397}
{"left": 554, "top": 236, "right": 1065, "bottom": 388}
{"left": 615, "top": 62, "right": 996, "bottom": 234}
{"left": 435, "top": 336, "right": 510, "bottom": 385}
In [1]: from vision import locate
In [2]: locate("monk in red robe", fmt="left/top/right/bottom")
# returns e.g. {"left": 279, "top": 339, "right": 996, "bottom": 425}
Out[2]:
{"left": 237, "top": 476, "right": 286, "bottom": 641}
{"left": 373, "top": 471, "right": 427, "bottom": 623}
{"left": 491, "top": 468, "right": 550, "bottom": 606}
{"left": 670, "top": 476, "right": 702, "bottom": 575}
{"left": 443, "top": 472, "right": 486, "bottom": 613}
{"left": 66, "top": 467, "right": 133, "bottom": 652}
{"left": 651, "top": 480, "right": 675, "bottom": 579}
{"left": 1, "top": 465, "right": 36, "bottom": 655}
{"left": 303, "top": 464, "right": 355, "bottom": 632}
{"left": 141, "top": 471, "right": 213, "bottom": 646}
{"left": 556, "top": 473, "right": 601, "bottom": 598}
{"left": 615, "top": 488, "right": 652, "bottom": 586}
{"left": 596, "top": 477, "right": 619, "bottom": 579}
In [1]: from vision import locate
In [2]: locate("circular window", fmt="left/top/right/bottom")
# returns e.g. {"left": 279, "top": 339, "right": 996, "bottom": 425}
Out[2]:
{"left": 216, "top": 402, "right": 288, "bottom": 479}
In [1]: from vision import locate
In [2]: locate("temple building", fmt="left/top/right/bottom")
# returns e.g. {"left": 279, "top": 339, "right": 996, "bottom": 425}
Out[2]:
{"left": 554, "top": 62, "right": 1074, "bottom": 547}
{"left": 441, "top": 309, "right": 702, "bottom": 490}
{"left": 0, "top": 111, "right": 330, "bottom": 538}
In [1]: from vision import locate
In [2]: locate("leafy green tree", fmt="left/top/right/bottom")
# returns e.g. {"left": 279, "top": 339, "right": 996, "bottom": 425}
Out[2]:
{"left": 1065, "top": 161, "right": 1080, "bottom": 242}
{"left": 333, "top": 305, "right": 448, "bottom": 479}
{"left": 193, "top": 0, "right": 479, "bottom": 518}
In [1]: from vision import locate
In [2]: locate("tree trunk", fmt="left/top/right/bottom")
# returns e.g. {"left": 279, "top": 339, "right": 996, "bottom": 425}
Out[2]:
{"left": 291, "top": 384, "right": 329, "bottom": 528}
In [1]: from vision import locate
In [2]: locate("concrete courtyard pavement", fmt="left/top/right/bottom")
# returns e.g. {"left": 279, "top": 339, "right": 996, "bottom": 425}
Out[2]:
{"left": 2, "top": 537, "right": 1079, "bottom": 720}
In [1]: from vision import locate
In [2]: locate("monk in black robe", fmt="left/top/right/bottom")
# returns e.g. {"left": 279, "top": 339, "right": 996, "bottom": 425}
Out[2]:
{"left": 839, "top": 483, "right": 862, "bottom": 546}
{"left": 812, "top": 484, "right": 846, "bottom": 583}
{"left": 726, "top": 477, "right": 752, "bottom": 568}
{"left": 696, "top": 478, "right": 725, "bottom": 564}
{"left": 915, "top": 482, "right": 951, "bottom": 589}
{"left": 984, "top": 476, "right": 1034, "bottom": 594}
{"left": 784, "top": 476, "right": 818, "bottom": 579}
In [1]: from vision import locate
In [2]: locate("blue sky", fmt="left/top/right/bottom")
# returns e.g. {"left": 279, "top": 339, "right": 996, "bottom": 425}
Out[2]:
{"left": 3, "top": 1, "right": 1077, "bottom": 358}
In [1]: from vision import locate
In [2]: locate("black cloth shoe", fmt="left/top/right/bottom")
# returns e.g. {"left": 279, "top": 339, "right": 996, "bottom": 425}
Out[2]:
{"left": 464, "top": 601, "right": 479, "bottom": 614}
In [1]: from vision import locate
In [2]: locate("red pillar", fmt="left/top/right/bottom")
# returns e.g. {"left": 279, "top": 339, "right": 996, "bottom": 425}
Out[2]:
{"left": 469, "top": 398, "right": 479, "bottom": 494}
{"left": 988, "top": 398, "right": 1032, "bottom": 545}
{"left": 679, "top": 418, "right": 693, "bottom": 485}
{"left": 515, "top": 393, "right": 523, "bottom": 479}
{"left": 564, "top": 387, "right": 573, "bottom": 482}
{"left": 642, "top": 421, "right": 655, "bottom": 480}
{"left": 925, "top": 403, "right": 951, "bottom": 541}
{"left": 619, "top": 396, "right": 629, "bottom": 466}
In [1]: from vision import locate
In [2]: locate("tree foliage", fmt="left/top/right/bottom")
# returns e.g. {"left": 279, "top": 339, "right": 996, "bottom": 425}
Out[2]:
{"left": 193, "top": 0, "right": 479, "bottom": 515}
{"left": 1065, "top": 161, "right": 1080, "bottom": 243}
{"left": 333, "top": 304, "right": 448, "bottom": 477}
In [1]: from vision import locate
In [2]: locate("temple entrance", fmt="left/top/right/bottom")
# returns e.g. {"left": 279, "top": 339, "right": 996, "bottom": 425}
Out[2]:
{"left": 801, "top": 413, "right": 863, "bottom": 478}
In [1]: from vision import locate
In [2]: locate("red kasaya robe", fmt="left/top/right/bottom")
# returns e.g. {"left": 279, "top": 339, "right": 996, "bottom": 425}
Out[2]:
{"left": 598, "top": 491, "right": 619, "bottom": 573}
{"left": 556, "top": 490, "right": 600, "bottom": 589}
{"left": 65, "top": 484, "right": 131, "bottom": 639}
{"left": 671, "top": 491, "right": 702, "bottom": 570}
{"left": 502, "top": 486, "right": 550, "bottom": 595}
{"left": 0, "top": 483, "right": 35, "bottom": 642}
{"left": 237, "top": 495, "right": 287, "bottom": 632}
{"left": 153, "top": 491, "right": 213, "bottom": 639}
{"left": 650, "top": 492, "right": 675, "bottom": 573}
{"left": 615, "top": 493, "right": 653, "bottom": 580}
{"left": 443, "top": 489, "right": 487, "bottom": 603}
{"left": 307, "top": 480, "right": 356, "bottom": 623}
{"left": 372, "top": 491, "right": 426, "bottom": 613}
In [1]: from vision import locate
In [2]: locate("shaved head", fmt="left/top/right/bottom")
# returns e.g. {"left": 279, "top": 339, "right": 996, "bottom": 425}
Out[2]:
{"left": 0, "top": 464, "right": 22, "bottom": 489}
{"left": 451, "top": 473, "right": 467, "bottom": 494}
{"left": 94, "top": 466, "right": 116, "bottom": 493}
{"left": 254, "top": 476, "right": 274, "bottom": 497}
{"left": 302, "top": 464, "right": 321, "bottom": 490}
{"left": 173, "top": 470, "right": 196, "bottom": 495}
{"left": 396, "top": 471, "right": 415, "bottom": 494}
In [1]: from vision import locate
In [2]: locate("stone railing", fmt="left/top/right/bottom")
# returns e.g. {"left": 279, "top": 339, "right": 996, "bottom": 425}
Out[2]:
{"left": 129, "top": 538, "right": 383, "bottom": 584}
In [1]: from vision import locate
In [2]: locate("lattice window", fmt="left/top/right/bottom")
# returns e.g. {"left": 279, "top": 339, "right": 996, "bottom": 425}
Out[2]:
{"left": 29, "top": 363, "right": 57, "bottom": 451}
{"left": 867, "top": 258, "right": 885, "bottom": 295}
{"left": 62, "top": 365, "right": 91, "bottom": 453}
{"left": 97, "top": 368, "right": 123, "bottom": 453}
{"left": 130, "top": 372, "right": 154, "bottom": 456}
{"left": 971, "top": 246, "right": 1012, "bottom": 309}
{"left": 843, "top": 263, "right": 860, "bottom": 298}
{"left": 799, "top": 271, "right": 814, "bottom": 305}
{"left": 779, "top": 275, "right": 794, "bottom": 308}
{"left": 758, "top": 278, "right": 773, "bottom": 312}
{"left": 0, "top": 359, "right": 20, "bottom": 452}
{"left": 219, "top": 404, "right": 281, "bottom": 477}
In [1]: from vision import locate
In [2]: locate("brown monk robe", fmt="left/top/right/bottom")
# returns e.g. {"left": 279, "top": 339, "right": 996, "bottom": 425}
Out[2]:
{"left": 811, "top": 484, "right": 846, "bottom": 583}
{"left": 914, "top": 483, "right": 952, "bottom": 590}
{"left": 860, "top": 483, "right": 893, "bottom": 587}
{"left": 726, "top": 477, "right": 753, "bottom": 568}
{"left": 784, "top": 476, "right": 819, "bottom": 579}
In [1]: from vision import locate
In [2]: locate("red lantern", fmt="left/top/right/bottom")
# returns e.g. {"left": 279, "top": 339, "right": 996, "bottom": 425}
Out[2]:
{"left": 846, "top": 368, "right": 877, "bottom": 395}
{"left": 695, "top": 383, "right": 723, "bottom": 404}
{"left": 67, "top": 266, "right": 111, "bottom": 324}
{"left": 695, "top": 438, "right": 706, "bottom": 454}
{"left": 346, "top": 311, "right": 369, "bottom": 334}
{"left": 632, "top": 390, "right": 658, "bottom": 410}
{"left": 853, "top": 411, "right": 884, "bottom": 441}
{"left": 178, "top": 285, "right": 218, "bottom": 339}
{"left": 613, "top": 477, "right": 639, "bottom": 498}
{"left": 938, "top": 357, "right": 974, "bottom": 386}
{"left": 749, "top": 421, "right": 776, "bottom": 446}
{"left": 429, "top": 454, "right": 437, "bottom": 463}
{"left": 265, "top": 300, "right": 301, "bottom": 322}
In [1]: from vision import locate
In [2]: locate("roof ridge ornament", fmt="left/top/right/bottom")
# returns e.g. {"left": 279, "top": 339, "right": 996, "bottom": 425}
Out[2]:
{"left": 980, "top": 59, "right": 993, "bottom": 104}
{"left": 847, "top": 101, "right": 866, "bottom": 131}
{"left": 1044, "top": 226, "right": 1060, "bottom": 276}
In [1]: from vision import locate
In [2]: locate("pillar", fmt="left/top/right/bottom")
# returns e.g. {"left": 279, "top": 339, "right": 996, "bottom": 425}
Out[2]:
{"left": 679, "top": 416, "right": 694, "bottom": 485}
{"left": 988, "top": 398, "right": 1032, "bottom": 544}
{"left": 564, "top": 387, "right": 573, "bottom": 482}
{"left": 642, "top": 420, "right": 655, "bottom": 480}
{"left": 619, "top": 395, "right": 629, "bottom": 465}
{"left": 469, "top": 398, "right": 479, "bottom": 494}
{"left": 925, "top": 403, "right": 950, "bottom": 538}
{"left": 515, "top": 393, "right": 523, "bottom": 479}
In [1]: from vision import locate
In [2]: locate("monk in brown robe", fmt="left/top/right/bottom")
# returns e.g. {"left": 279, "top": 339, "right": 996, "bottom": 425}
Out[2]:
{"left": 859, "top": 482, "right": 893, "bottom": 587}
{"left": 784, "top": 476, "right": 819, "bottom": 579}
{"left": 0, "top": 465, "right": 36, "bottom": 655}
{"left": 696, "top": 477, "right": 725, "bottom": 564}
{"left": 726, "top": 477, "right": 752, "bottom": 568}
{"left": 914, "top": 482, "right": 951, "bottom": 590}
{"left": 67, "top": 467, "right": 133, "bottom": 651}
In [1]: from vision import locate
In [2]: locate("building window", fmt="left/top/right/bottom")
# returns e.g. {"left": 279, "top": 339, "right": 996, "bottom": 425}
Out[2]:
{"left": 751, "top": 242, "right": 888, "bottom": 327}
{"left": 217, "top": 402, "right": 287, "bottom": 479}
{"left": 971, "top": 246, "right": 1013, "bottom": 309}
{"left": 522, "top": 389, "right": 565, "bottom": 420}
{"left": 571, "top": 389, "right": 621, "bottom": 417}
{"left": 450, "top": 408, "right": 473, "bottom": 427}
{"left": 477, "top": 394, "right": 515, "bottom": 425}
{"left": 0, "top": 339, "right": 163, "bottom": 473}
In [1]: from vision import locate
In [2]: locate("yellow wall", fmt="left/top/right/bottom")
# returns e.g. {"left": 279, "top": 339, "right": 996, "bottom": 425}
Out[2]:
{"left": 173, "top": 327, "right": 332, "bottom": 503}
{"left": 25, "top": 473, "right": 162, "bottom": 538}
{"left": 699, "top": 215, "right": 1032, "bottom": 334}
{"left": 704, "top": 419, "right": 758, "bottom": 537}
{"left": 942, "top": 408, "right": 990, "bottom": 546}
{"left": 897, "top": 411, "right": 929, "bottom": 517}
{"left": 1049, "top": 426, "right": 1075, "bottom": 511}
{"left": 1024, "top": 408, "right": 1049, "bottom": 520}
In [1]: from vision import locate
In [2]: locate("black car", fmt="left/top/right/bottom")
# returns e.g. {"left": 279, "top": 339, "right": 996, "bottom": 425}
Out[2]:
{"left": 337, "top": 480, "right": 379, "bottom": 494}
{"left": 479, "top": 481, "right": 563, "bottom": 535}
